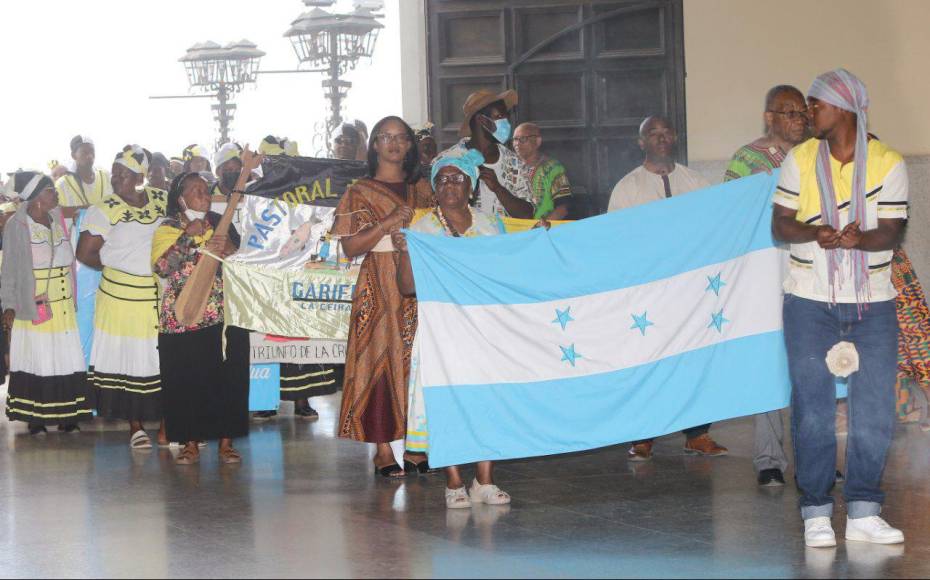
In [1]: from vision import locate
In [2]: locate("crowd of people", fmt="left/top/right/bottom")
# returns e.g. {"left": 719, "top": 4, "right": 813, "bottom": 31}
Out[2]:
{"left": 1, "top": 68, "right": 928, "bottom": 548}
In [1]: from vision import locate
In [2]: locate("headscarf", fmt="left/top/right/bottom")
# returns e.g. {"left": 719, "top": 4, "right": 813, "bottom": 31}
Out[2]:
{"left": 114, "top": 145, "right": 150, "bottom": 175}
{"left": 283, "top": 139, "right": 299, "bottom": 157}
{"left": 214, "top": 142, "right": 243, "bottom": 168}
{"left": 415, "top": 122, "right": 435, "bottom": 143}
{"left": 807, "top": 68, "right": 870, "bottom": 306}
{"left": 259, "top": 135, "right": 285, "bottom": 156}
{"left": 182, "top": 144, "right": 208, "bottom": 162}
{"left": 430, "top": 148, "right": 485, "bottom": 190}
{"left": 3, "top": 170, "right": 54, "bottom": 201}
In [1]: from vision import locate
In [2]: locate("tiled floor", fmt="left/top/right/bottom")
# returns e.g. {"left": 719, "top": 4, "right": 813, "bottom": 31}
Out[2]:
{"left": 1, "top": 394, "right": 928, "bottom": 578}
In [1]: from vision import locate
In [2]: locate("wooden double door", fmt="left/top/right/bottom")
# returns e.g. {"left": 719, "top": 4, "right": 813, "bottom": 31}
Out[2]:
{"left": 426, "top": 0, "right": 686, "bottom": 216}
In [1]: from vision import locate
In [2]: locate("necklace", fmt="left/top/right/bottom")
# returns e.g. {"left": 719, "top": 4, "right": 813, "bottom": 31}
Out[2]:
{"left": 434, "top": 206, "right": 463, "bottom": 237}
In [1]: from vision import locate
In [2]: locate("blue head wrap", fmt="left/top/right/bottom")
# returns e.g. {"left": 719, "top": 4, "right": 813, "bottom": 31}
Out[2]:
{"left": 431, "top": 148, "right": 485, "bottom": 190}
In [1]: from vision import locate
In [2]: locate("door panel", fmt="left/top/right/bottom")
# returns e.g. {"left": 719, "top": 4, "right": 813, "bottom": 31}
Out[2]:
{"left": 427, "top": 0, "right": 686, "bottom": 216}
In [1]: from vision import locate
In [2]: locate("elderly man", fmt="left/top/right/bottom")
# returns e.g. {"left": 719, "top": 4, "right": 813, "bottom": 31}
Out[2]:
{"left": 608, "top": 115, "right": 727, "bottom": 461}
{"left": 55, "top": 135, "right": 112, "bottom": 217}
{"left": 513, "top": 122, "right": 572, "bottom": 219}
{"left": 725, "top": 85, "right": 811, "bottom": 488}
{"left": 607, "top": 116, "right": 710, "bottom": 211}
{"left": 773, "top": 69, "right": 907, "bottom": 548}
{"left": 435, "top": 89, "right": 535, "bottom": 218}
{"left": 725, "top": 85, "right": 810, "bottom": 181}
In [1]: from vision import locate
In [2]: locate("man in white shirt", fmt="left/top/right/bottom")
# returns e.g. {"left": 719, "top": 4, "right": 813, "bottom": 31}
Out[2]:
{"left": 607, "top": 115, "right": 725, "bottom": 462}
{"left": 607, "top": 116, "right": 710, "bottom": 211}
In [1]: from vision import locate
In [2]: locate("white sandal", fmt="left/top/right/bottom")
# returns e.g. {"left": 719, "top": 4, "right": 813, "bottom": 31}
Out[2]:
{"left": 130, "top": 430, "right": 152, "bottom": 450}
{"left": 469, "top": 479, "right": 511, "bottom": 505}
{"left": 445, "top": 486, "right": 472, "bottom": 509}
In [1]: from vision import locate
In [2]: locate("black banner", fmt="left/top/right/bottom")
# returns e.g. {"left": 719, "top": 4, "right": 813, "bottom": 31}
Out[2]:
{"left": 245, "top": 155, "right": 368, "bottom": 207}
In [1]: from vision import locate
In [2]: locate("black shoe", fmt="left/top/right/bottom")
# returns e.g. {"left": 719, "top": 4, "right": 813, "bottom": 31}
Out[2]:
{"left": 28, "top": 424, "right": 48, "bottom": 436}
{"left": 58, "top": 424, "right": 80, "bottom": 433}
{"left": 835, "top": 470, "right": 844, "bottom": 483}
{"left": 758, "top": 468, "right": 786, "bottom": 487}
{"left": 294, "top": 403, "right": 319, "bottom": 420}
{"left": 251, "top": 410, "right": 278, "bottom": 422}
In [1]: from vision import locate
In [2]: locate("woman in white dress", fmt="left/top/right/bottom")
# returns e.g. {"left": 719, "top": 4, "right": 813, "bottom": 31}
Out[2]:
{"left": 2, "top": 171, "right": 90, "bottom": 435}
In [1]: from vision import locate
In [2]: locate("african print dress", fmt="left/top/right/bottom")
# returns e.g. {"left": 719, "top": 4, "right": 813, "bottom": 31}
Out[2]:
{"left": 80, "top": 187, "right": 167, "bottom": 421}
{"left": 332, "top": 178, "right": 432, "bottom": 443}
{"left": 5, "top": 216, "right": 91, "bottom": 425}
{"left": 405, "top": 208, "right": 504, "bottom": 453}
{"left": 892, "top": 248, "right": 930, "bottom": 421}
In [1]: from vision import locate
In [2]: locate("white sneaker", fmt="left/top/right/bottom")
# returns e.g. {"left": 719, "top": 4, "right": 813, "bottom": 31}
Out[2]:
{"left": 469, "top": 479, "right": 511, "bottom": 505}
{"left": 846, "top": 516, "right": 904, "bottom": 544}
{"left": 804, "top": 517, "right": 837, "bottom": 548}
{"left": 445, "top": 486, "right": 471, "bottom": 509}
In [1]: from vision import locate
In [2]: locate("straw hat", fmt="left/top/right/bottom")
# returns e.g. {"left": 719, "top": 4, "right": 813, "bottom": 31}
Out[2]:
{"left": 459, "top": 89, "right": 518, "bottom": 138}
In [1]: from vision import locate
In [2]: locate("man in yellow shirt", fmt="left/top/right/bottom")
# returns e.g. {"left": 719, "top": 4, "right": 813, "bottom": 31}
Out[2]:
{"left": 773, "top": 69, "right": 907, "bottom": 548}
{"left": 55, "top": 135, "right": 112, "bottom": 218}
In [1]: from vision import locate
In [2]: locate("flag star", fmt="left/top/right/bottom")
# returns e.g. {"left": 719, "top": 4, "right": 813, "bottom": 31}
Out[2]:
{"left": 560, "top": 344, "right": 583, "bottom": 367}
{"left": 706, "top": 272, "right": 726, "bottom": 296}
{"left": 630, "top": 311, "right": 654, "bottom": 336}
{"left": 552, "top": 307, "right": 575, "bottom": 331}
{"left": 708, "top": 309, "right": 730, "bottom": 333}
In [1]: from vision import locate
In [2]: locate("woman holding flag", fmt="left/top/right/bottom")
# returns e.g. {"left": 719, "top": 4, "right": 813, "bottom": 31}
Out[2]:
{"left": 331, "top": 116, "right": 433, "bottom": 477}
{"left": 393, "top": 150, "right": 511, "bottom": 509}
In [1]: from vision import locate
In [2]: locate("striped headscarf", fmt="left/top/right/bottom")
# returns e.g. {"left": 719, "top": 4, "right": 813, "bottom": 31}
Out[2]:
{"left": 808, "top": 68, "right": 870, "bottom": 306}
{"left": 4, "top": 171, "right": 54, "bottom": 201}
{"left": 114, "top": 145, "right": 150, "bottom": 175}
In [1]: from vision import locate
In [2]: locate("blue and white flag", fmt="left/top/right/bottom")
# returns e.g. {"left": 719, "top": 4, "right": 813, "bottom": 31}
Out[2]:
{"left": 405, "top": 172, "right": 790, "bottom": 468}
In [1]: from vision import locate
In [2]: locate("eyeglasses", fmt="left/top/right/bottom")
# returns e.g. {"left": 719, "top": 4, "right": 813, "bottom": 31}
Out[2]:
{"left": 375, "top": 133, "right": 412, "bottom": 144}
{"left": 333, "top": 136, "right": 358, "bottom": 146}
{"left": 768, "top": 110, "right": 809, "bottom": 121}
{"left": 434, "top": 173, "right": 468, "bottom": 186}
{"left": 512, "top": 135, "right": 540, "bottom": 144}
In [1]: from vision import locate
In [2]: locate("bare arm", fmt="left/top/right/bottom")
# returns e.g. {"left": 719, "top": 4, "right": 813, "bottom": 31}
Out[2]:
{"left": 478, "top": 167, "right": 534, "bottom": 219}
{"left": 839, "top": 219, "right": 906, "bottom": 252}
{"left": 76, "top": 231, "right": 105, "bottom": 270}
{"left": 772, "top": 205, "right": 840, "bottom": 249}
{"left": 391, "top": 232, "right": 416, "bottom": 296}
{"left": 339, "top": 205, "right": 413, "bottom": 259}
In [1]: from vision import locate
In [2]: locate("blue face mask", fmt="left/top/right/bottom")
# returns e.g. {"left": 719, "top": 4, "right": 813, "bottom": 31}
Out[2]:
{"left": 489, "top": 118, "right": 512, "bottom": 144}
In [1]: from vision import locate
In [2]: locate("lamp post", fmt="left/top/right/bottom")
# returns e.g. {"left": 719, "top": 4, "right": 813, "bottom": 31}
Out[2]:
{"left": 284, "top": 1, "right": 384, "bottom": 155}
{"left": 169, "top": 39, "right": 265, "bottom": 149}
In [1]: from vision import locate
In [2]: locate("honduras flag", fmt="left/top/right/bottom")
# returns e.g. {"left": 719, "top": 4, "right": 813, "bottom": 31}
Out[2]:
{"left": 404, "top": 172, "right": 790, "bottom": 468}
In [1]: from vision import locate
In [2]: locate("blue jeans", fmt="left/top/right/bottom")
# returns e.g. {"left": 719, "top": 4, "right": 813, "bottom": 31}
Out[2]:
{"left": 783, "top": 295, "right": 897, "bottom": 520}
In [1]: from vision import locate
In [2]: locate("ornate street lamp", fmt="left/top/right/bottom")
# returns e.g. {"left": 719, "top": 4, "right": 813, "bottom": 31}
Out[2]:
{"left": 153, "top": 39, "right": 265, "bottom": 149}
{"left": 284, "top": 1, "right": 384, "bottom": 155}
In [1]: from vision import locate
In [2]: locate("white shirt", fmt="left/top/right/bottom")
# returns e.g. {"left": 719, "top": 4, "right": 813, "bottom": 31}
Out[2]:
{"left": 607, "top": 164, "right": 711, "bottom": 212}
{"left": 80, "top": 190, "right": 166, "bottom": 277}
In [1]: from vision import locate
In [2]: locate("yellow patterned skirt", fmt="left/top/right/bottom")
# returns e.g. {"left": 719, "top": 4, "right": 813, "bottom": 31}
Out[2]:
{"left": 89, "top": 267, "right": 162, "bottom": 421}
{"left": 5, "top": 267, "right": 92, "bottom": 425}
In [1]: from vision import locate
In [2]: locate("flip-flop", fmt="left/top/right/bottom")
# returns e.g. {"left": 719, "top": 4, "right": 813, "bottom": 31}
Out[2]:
{"left": 374, "top": 463, "right": 405, "bottom": 478}
{"left": 130, "top": 430, "right": 152, "bottom": 450}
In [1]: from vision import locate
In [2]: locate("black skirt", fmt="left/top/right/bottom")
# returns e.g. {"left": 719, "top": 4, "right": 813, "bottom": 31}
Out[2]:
{"left": 279, "top": 363, "right": 342, "bottom": 401}
{"left": 159, "top": 324, "right": 249, "bottom": 443}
